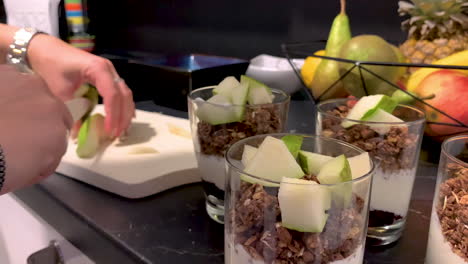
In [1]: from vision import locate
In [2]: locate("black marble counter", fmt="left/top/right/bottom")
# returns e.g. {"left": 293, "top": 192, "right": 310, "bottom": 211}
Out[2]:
{"left": 14, "top": 99, "right": 438, "bottom": 264}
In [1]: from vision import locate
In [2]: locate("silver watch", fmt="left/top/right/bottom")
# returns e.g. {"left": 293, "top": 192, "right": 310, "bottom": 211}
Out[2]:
{"left": 6, "top": 27, "right": 43, "bottom": 73}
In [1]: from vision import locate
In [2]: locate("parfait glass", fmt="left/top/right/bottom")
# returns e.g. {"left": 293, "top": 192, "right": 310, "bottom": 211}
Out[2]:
{"left": 188, "top": 86, "right": 290, "bottom": 224}
{"left": 426, "top": 135, "right": 468, "bottom": 264}
{"left": 225, "top": 134, "right": 374, "bottom": 264}
{"left": 316, "top": 98, "right": 426, "bottom": 245}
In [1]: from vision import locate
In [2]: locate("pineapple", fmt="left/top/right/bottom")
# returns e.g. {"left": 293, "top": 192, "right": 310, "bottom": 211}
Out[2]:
{"left": 398, "top": 0, "right": 468, "bottom": 68}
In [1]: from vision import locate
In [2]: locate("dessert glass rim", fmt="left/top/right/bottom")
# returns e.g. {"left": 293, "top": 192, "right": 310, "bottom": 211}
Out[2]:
{"left": 442, "top": 135, "right": 468, "bottom": 167}
{"left": 316, "top": 98, "right": 426, "bottom": 126}
{"left": 225, "top": 133, "right": 375, "bottom": 186}
{"left": 187, "top": 85, "right": 291, "bottom": 107}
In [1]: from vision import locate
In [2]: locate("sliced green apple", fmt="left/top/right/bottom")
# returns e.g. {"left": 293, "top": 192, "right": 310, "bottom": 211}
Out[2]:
{"left": 77, "top": 114, "right": 106, "bottom": 158}
{"left": 82, "top": 85, "right": 99, "bottom": 121}
{"left": 317, "top": 154, "right": 352, "bottom": 184}
{"left": 342, "top": 94, "right": 398, "bottom": 128}
{"left": 73, "top": 84, "right": 90, "bottom": 98}
{"left": 298, "top": 151, "right": 333, "bottom": 175}
{"left": 317, "top": 155, "right": 353, "bottom": 208}
{"left": 230, "top": 83, "right": 249, "bottom": 120}
{"left": 65, "top": 97, "right": 92, "bottom": 123}
{"left": 213, "top": 76, "right": 240, "bottom": 96}
{"left": 281, "top": 135, "right": 303, "bottom": 159}
{"left": 278, "top": 177, "right": 331, "bottom": 233}
{"left": 348, "top": 152, "right": 372, "bottom": 179}
{"left": 241, "top": 136, "right": 304, "bottom": 186}
{"left": 241, "top": 145, "right": 258, "bottom": 167}
{"left": 241, "top": 75, "right": 273, "bottom": 105}
{"left": 365, "top": 108, "right": 404, "bottom": 134}
{"left": 195, "top": 94, "right": 239, "bottom": 125}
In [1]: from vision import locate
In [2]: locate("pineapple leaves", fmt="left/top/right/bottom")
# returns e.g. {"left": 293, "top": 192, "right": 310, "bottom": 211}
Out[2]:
{"left": 399, "top": 0, "right": 468, "bottom": 39}
{"left": 450, "top": 14, "right": 468, "bottom": 29}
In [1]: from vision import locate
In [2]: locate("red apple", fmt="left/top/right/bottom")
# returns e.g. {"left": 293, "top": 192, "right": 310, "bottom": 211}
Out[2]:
{"left": 413, "top": 69, "right": 468, "bottom": 138}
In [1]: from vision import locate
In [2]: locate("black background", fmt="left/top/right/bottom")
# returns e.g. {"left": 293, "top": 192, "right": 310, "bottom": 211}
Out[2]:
{"left": 86, "top": 0, "right": 406, "bottom": 59}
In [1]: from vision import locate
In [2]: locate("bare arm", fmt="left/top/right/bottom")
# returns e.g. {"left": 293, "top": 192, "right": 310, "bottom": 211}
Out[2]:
{"left": 0, "top": 23, "right": 134, "bottom": 137}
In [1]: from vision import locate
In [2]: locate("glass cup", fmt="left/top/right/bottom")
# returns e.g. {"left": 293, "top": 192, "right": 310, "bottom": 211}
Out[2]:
{"left": 225, "top": 134, "right": 374, "bottom": 264}
{"left": 188, "top": 86, "right": 290, "bottom": 224}
{"left": 316, "top": 98, "right": 426, "bottom": 246}
{"left": 426, "top": 135, "right": 468, "bottom": 264}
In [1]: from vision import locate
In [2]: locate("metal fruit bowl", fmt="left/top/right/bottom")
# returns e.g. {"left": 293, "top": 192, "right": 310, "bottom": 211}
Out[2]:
{"left": 281, "top": 41, "right": 468, "bottom": 139}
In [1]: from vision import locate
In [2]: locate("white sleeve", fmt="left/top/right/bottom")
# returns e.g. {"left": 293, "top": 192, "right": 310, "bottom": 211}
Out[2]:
{"left": 3, "top": 0, "right": 61, "bottom": 37}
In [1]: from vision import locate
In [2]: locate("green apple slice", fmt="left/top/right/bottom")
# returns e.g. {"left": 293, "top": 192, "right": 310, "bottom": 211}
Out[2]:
{"left": 241, "top": 75, "right": 273, "bottom": 105}
{"left": 231, "top": 83, "right": 249, "bottom": 120}
{"left": 73, "top": 84, "right": 90, "bottom": 98}
{"left": 241, "top": 145, "right": 258, "bottom": 167}
{"left": 77, "top": 114, "right": 106, "bottom": 158}
{"left": 365, "top": 108, "right": 404, "bottom": 134}
{"left": 281, "top": 135, "right": 303, "bottom": 159}
{"left": 348, "top": 152, "right": 372, "bottom": 179}
{"left": 195, "top": 94, "right": 239, "bottom": 125}
{"left": 81, "top": 85, "right": 99, "bottom": 121}
{"left": 279, "top": 177, "right": 331, "bottom": 232}
{"left": 342, "top": 95, "right": 398, "bottom": 128}
{"left": 213, "top": 76, "right": 240, "bottom": 96}
{"left": 317, "top": 155, "right": 353, "bottom": 208}
{"left": 65, "top": 97, "right": 92, "bottom": 123}
{"left": 241, "top": 136, "right": 304, "bottom": 186}
{"left": 298, "top": 151, "right": 333, "bottom": 175}
{"left": 317, "top": 155, "right": 352, "bottom": 184}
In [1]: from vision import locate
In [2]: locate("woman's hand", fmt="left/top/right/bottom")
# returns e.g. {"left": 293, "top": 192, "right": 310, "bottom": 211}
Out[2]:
{"left": 0, "top": 65, "right": 73, "bottom": 194}
{"left": 27, "top": 34, "right": 135, "bottom": 138}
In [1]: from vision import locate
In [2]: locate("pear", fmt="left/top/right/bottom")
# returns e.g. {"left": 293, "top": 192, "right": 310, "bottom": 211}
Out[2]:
{"left": 338, "top": 35, "right": 400, "bottom": 97}
{"left": 309, "top": 0, "right": 351, "bottom": 100}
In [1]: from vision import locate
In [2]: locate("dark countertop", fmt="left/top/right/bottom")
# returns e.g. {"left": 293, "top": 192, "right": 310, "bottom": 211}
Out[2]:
{"left": 14, "top": 99, "right": 438, "bottom": 264}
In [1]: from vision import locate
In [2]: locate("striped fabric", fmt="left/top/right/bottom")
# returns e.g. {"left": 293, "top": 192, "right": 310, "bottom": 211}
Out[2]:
{"left": 64, "top": 0, "right": 95, "bottom": 52}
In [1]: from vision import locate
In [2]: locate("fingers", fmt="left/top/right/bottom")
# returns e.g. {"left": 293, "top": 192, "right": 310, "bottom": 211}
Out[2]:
{"left": 70, "top": 120, "right": 82, "bottom": 139}
{"left": 84, "top": 58, "right": 123, "bottom": 137}
{"left": 83, "top": 58, "right": 134, "bottom": 138}
{"left": 116, "top": 80, "right": 135, "bottom": 136}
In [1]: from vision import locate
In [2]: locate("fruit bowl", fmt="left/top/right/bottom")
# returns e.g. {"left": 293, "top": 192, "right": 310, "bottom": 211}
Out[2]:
{"left": 281, "top": 40, "right": 468, "bottom": 141}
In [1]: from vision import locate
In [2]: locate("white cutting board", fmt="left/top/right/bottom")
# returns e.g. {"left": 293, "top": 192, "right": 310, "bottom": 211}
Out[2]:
{"left": 56, "top": 105, "right": 200, "bottom": 199}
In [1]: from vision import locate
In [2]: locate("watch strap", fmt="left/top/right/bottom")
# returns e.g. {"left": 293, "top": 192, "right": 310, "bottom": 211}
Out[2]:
{"left": 6, "top": 27, "right": 43, "bottom": 73}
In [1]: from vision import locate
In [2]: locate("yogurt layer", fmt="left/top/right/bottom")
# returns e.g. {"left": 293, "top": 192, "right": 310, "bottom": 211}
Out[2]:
{"left": 426, "top": 212, "right": 466, "bottom": 264}
{"left": 370, "top": 167, "right": 417, "bottom": 217}
{"left": 197, "top": 154, "right": 226, "bottom": 191}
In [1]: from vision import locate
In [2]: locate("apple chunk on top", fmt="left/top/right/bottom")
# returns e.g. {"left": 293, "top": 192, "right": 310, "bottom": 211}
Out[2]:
{"left": 195, "top": 76, "right": 274, "bottom": 125}
{"left": 239, "top": 135, "right": 371, "bottom": 233}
